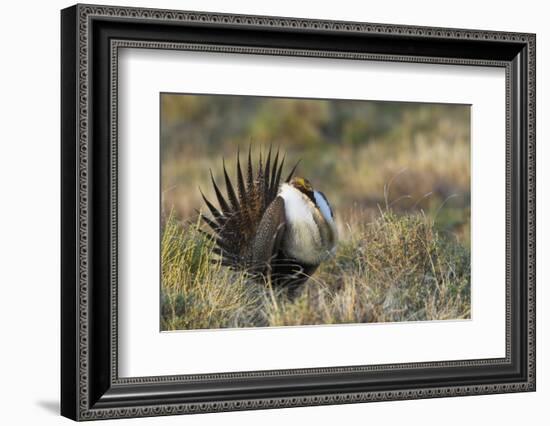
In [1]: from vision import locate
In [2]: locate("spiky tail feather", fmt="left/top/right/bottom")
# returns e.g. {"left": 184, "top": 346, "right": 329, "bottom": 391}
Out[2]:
{"left": 199, "top": 145, "right": 298, "bottom": 272}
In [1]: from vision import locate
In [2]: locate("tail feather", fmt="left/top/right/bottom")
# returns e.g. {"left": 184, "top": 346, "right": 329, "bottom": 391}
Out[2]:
{"left": 236, "top": 148, "right": 246, "bottom": 202}
{"left": 199, "top": 188, "right": 224, "bottom": 225}
{"left": 257, "top": 148, "right": 264, "bottom": 190}
{"left": 246, "top": 145, "right": 254, "bottom": 194}
{"left": 264, "top": 144, "right": 272, "bottom": 182}
{"left": 196, "top": 209, "right": 219, "bottom": 233}
{"left": 209, "top": 169, "right": 230, "bottom": 215}
{"left": 262, "top": 146, "right": 272, "bottom": 210}
{"left": 285, "top": 159, "right": 301, "bottom": 183}
{"left": 269, "top": 147, "right": 280, "bottom": 197}
{"left": 273, "top": 153, "right": 285, "bottom": 199}
{"left": 222, "top": 159, "right": 239, "bottom": 211}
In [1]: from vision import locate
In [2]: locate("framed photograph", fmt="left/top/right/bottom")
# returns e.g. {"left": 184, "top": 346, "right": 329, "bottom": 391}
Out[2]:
{"left": 61, "top": 4, "right": 536, "bottom": 421}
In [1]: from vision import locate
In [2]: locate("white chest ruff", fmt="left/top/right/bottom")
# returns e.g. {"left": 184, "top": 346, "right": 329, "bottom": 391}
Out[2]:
{"left": 278, "top": 184, "right": 337, "bottom": 265}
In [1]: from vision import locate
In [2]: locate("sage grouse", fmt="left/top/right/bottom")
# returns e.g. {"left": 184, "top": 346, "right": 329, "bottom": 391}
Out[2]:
{"left": 199, "top": 146, "right": 337, "bottom": 297}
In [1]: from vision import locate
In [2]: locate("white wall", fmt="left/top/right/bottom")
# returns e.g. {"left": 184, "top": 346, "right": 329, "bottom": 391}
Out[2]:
{"left": 0, "top": 0, "right": 546, "bottom": 424}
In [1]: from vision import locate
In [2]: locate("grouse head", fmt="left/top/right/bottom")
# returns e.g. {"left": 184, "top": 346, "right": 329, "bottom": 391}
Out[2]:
{"left": 289, "top": 177, "right": 314, "bottom": 200}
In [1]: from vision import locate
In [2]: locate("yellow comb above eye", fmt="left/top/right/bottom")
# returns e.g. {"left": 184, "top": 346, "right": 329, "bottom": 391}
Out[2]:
{"left": 290, "top": 176, "right": 313, "bottom": 192}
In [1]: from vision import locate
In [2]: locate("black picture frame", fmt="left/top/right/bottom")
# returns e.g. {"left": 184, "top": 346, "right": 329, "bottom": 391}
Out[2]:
{"left": 61, "top": 3, "right": 536, "bottom": 421}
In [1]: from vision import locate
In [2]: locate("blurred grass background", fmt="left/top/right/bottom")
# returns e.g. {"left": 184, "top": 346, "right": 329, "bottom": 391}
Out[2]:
{"left": 160, "top": 94, "right": 471, "bottom": 330}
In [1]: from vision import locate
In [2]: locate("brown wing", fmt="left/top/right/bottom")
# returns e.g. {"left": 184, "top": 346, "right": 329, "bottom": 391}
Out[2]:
{"left": 251, "top": 196, "right": 286, "bottom": 274}
{"left": 250, "top": 196, "right": 317, "bottom": 298}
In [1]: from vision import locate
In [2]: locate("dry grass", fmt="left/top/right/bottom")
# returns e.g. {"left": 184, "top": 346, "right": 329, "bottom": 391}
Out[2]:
{"left": 161, "top": 207, "right": 470, "bottom": 331}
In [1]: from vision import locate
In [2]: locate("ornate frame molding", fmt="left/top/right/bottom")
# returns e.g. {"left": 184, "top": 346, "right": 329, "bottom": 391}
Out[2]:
{"left": 61, "top": 4, "right": 536, "bottom": 421}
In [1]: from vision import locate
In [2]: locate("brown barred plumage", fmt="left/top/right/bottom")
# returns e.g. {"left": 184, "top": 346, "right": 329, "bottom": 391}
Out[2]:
{"left": 199, "top": 145, "right": 315, "bottom": 295}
